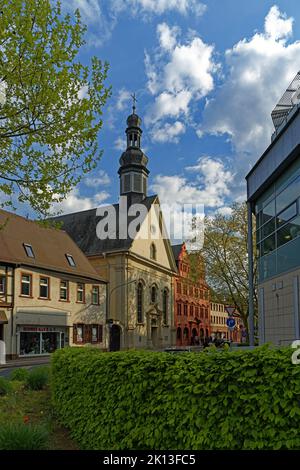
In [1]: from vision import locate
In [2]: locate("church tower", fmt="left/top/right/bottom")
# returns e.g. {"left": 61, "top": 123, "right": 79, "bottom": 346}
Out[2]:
{"left": 118, "top": 96, "right": 149, "bottom": 202}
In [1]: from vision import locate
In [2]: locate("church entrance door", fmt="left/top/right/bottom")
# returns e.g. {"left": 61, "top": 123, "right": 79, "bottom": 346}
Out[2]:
{"left": 110, "top": 324, "right": 121, "bottom": 351}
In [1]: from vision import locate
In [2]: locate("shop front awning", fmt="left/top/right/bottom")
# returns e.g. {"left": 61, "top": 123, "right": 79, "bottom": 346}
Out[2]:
{"left": 0, "top": 310, "right": 8, "bottom": 324}
{"left": 16, "top": 308, "right": 71, "bottom": 327}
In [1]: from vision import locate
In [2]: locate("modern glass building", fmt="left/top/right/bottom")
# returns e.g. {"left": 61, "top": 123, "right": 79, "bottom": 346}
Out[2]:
{"left": 246, "top": 72, "right": 300, "bottom": 345}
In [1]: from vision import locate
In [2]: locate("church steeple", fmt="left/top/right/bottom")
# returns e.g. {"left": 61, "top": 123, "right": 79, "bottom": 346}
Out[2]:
{"left": 118, "top": 96, "right": 149, "bottom": 202}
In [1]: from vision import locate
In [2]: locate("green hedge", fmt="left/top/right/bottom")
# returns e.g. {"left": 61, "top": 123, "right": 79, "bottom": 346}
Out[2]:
{"left": 51, "top": 346, "right": 300, "bottom": 450}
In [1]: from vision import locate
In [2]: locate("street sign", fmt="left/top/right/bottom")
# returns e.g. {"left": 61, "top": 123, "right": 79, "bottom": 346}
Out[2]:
{"left": 226, "top": 317, "right": 236, "bottom": 329}
{"left": 225, "top": 305, "right": 236, "bottom": 317}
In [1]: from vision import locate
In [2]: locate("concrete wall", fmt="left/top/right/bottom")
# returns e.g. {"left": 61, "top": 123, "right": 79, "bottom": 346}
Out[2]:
{"left": 259, "top": 269, "right": 300, "bottom": 345}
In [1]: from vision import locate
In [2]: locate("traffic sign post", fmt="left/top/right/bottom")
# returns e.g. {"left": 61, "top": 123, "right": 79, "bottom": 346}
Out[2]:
{"left": 226, "top": 317, "right": 236, "bottom": 329}
{"left": 225, "top": 305, "right": 236, "bottom": 317}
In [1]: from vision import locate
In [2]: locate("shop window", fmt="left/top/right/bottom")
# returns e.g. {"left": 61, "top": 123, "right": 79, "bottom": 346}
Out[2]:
{"left": 39, "top": 277, "right": 49, "bottom": 299}
{"left": 92, "top": 286, "right": 99, "bottom": 305}
{"left": 60, "top": 280, "right": 69, "bottom": 301}
{"left": 21, "top": 273, "right": 32, "bottom": 297}
{"left": 23, "top": 243, "right": 35, "bottom": 258}
{"left": 77, "top": 283, "right": 85, "bottom": 303}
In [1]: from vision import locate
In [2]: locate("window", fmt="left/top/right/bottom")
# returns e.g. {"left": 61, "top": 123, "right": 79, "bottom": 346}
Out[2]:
{"left": 73, "top": 324, "right": 103, "bottom": 344}
{"left": 277, "top": 216, "right": 300, "bottom": 248}
{"left": 190, "top": 305, "right": 194, "bottom": 316}
{"left": 133, "top": 173, "right": 142, "bottom": 192}
{"left": 39, "top": 277, "right": 49, "bottom": 299}
{"left": 60, "top": 280, "right": 69, "bottom": 301}
{"left": 73, "top": 324, "right": 84, "bottom": 343}
{"left": 277, "top": 202, "right": 297, "bottom": 228}
{"left": 183, "top": 284, "right": 187, "bottom": 295}
{"left": 137, "top": 282, "right": 144, "bottom": 323}
{"left": 189, "top": 286, "right": 193, "bottom": 296}
{"left": 151, "top": 285, "right": 157, "bottom": 303}
{"left": 177, "top": 282, "right": 182, "bottom": 294}
{"left": 123, "top": 174, "right": 131, "bottom": 193}
{"left": 195, "top": 306, "right": 199, "bottom": 316}
{"left": 21, "top": 273, "right": 32, "bottom": 297}
{"left": 23, "top": 244, "right": 34, "bottom": 258}
{"left": 195, "top": 288, "right": 199, "bottom": 297}
{"left": 184, "top": 304, "right": 188, "bottom": 316}
{"left": 92, "top": 286, "right": 99, "bottom": 305}
{"left": 177, "top": 303, "right": 182, "bottom": 316}
{"left": 150, "top": 243, "right": 156, "bottom": 260}
{"left": 162, "top": 289, "right": 168, "bottom": 324}
{"left": 66, "top": 254, "right": 76, "bottom": 267}
{"left": 77, "top": 283, "right": 85, "bottom": 303}
{"left": 91, "top": 324, "right": 102, "bottom": 343}
{"left": 0, "top": 276, "right": 6, "bottom": 295}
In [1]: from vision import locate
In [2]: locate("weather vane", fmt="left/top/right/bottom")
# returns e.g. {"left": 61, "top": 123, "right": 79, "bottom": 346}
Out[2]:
{"left": 131, "top": 92, "right": 137, "bottom": 114}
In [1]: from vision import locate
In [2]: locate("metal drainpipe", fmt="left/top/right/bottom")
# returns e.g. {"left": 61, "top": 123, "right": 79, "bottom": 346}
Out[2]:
{"left": 247, "top": 201, "right": 255, "bottom": 346}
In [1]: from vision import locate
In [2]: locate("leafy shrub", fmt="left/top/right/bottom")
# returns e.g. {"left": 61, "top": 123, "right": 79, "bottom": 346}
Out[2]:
{"left": 10, "top": 368, "right": 30, "bottom": 382}
{"left": 26, "top": 367, "right": 49, "bottom": 390}
{"left": 0, "top": 423, "right": 49, "bottom": 450}
{"left": 0, "top": 376, "right": 12, "bottom": 395}
{"left": 51, "top": 346, "right": 300, "bottom": 450}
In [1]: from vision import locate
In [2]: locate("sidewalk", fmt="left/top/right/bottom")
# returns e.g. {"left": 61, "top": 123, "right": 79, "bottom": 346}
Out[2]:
{"left": 0, "top": 356, "right": 50, "bottom": 370}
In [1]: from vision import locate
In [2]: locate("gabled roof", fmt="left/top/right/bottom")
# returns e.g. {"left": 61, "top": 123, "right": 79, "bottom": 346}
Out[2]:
{"left": 171, "top": 243, "right": 184, "bottom": 261}
{"left": 50, "top": 195, "right": 157, "bottom": 256}
{"left": 0, "top": 209, "right": 104, "bottom": 283}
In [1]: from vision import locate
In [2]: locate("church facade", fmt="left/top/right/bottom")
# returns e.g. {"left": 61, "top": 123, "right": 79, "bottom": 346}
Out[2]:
{"left": 54, "top": 107, "right": 177, "bottom": 350}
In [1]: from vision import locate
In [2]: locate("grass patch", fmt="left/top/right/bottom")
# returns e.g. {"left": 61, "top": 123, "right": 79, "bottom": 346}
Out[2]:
{"left": 0, "top": 370, "right": 78, "bottom": 450}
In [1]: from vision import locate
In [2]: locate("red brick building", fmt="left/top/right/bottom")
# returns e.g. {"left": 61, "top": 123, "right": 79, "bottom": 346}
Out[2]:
{"left": 172, "top": 243, "right": 211, "bottom": 346}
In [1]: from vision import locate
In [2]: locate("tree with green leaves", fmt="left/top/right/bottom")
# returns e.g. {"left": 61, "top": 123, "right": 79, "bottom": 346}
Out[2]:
{"left": 201, "top": 202, "right": 257, "bottom": 339}
{"left": 0, "top": 0, "right": 110, "bottom": 217}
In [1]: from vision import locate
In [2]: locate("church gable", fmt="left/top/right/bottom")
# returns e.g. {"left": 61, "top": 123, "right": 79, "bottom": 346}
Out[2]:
{"left": 130, "top": 198, "right": 177, "bottom": 272}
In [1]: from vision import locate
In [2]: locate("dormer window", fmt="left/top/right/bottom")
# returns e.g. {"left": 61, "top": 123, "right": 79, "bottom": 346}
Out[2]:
{"left": 66, "top": 254, "right": 76, "bottom": 267}
{"left": 23, "top": 244, "right": 34, "bottom": 258}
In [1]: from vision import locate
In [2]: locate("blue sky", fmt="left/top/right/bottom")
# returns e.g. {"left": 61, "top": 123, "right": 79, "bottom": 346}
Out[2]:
{"left": 56, "top": 0, "right": 300, "bottom": 216}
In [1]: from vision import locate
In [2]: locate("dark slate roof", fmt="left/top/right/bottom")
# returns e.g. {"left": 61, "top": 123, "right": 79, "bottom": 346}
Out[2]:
{"left": 50, "top": 195, "right": 157, "bottom": 257}
{"left": 171, "top": 243, "right": 184, "bottom": 261}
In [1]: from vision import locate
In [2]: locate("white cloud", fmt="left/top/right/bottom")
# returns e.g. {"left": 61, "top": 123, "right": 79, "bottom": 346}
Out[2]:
{"left": 114, "top": 137, "right": 125, "bottom": 150}
{"left": 145, "top": 23, "right": 218, "bottom": 136}
{"left": 265, "top": 5, "right": 293, "bottom": 40}
{"left": 157, "top": 23, "right": 180, "bottom": 51}
{"left": 111, "top": 0, "right": 206, "bottom": 17}
{"left": 116, "top": 88, "right": 131, "bottom": 111}
{"left": 153, "top": 121, "right": 186, "bottom": 143}
{"left": 52, "top": 187, "right": 110, "bottom": 214}
{"left": 151, "top": 156, "right": 233, "bottom": 209}
{"left": 216, "top": 206, "right": 233, "bottom": 216}
{"left": 83, "top": 170, "right": 111, "bottom": 187}
{"left": 201, "top": 5, "right": 300, "bottom": 159}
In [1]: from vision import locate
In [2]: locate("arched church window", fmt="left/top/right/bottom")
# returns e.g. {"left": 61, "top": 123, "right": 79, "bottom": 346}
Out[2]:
{"left": 163, "top": 288, "right": 168, "bottom": 324}
{"left": 137, "top": 282, "right": 144, "bottom": 323}
{"left": 151, "top": 285, "right": 157, "bottom": 303}
{"left": 150, "top": 243, "right": 156, "bottom": 260}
